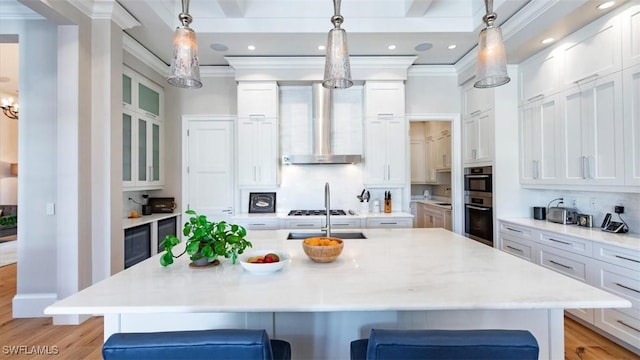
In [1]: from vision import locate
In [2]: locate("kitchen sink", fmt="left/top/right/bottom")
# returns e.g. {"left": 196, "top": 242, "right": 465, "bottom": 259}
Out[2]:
{"left": 286, "top": 231, "right": 367, "bottom": 240}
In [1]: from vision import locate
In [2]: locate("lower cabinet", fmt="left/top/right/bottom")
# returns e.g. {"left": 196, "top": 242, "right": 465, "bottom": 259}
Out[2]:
{"left": 124, "top": 224, "right": 151, "bottom": 269}
{"left": 498, "top": 220, "right": 640, "bottom": 351}
{"left": 233, "top": 219, "right": 282, "bottom": 230}
{"left": 365, "top": 218, "right": 412, "bottom": 229}
{"left": 416, "top": 203, "right": 452, "bottom": 230}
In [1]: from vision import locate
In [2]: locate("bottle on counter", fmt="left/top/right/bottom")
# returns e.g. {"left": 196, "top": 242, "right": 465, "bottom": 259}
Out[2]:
{"left": 384, "top": 191, "right": 392, "bottom": 213}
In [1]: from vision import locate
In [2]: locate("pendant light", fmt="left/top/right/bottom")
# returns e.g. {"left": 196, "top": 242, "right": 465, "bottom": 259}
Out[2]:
{"left": 322, "top": 0, "right": 353, "bottom": 89}
{"left": 167, "top": 0, "right": 202, "bottom": 89}
{"left": 474, "top": 0, "right": 510, "bottom": 88}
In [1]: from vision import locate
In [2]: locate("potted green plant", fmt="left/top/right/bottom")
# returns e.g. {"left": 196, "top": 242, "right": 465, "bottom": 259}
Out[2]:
{"left": 159, "top": 209, "right": 252, "bottom": 267}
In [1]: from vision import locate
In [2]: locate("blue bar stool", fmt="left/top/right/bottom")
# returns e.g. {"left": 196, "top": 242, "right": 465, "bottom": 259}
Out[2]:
{"left": 103, "top": 329, "right": 291, "bottom": 360}
{"left": 351, "top": 329, "right": 539, "bottom": 360}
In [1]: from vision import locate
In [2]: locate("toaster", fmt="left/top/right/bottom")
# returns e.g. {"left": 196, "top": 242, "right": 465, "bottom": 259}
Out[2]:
{"left": 547, "top": 207, "right": 579, "bottom": 225}
{"left": 149, "top": 197, "right": 177, "bottom": 213}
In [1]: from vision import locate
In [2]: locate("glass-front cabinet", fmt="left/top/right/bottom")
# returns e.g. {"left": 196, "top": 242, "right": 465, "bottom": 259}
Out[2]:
{"left": 122, "top": 66, "right": 164, "bottom": 189}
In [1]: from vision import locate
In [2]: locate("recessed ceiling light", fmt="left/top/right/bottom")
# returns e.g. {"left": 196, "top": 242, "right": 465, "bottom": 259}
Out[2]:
{"left": 210, "top": 43, "right": 228, "bottom": 52}
{"left": 247, "top": 45, "right": 256, "bottom": 51}
{"left": 388, "top": 45, "right": 396, "bottom": 50}
{"left": 447, "top": 44, "right": 457, "bottom": 50}
{"left": 414, "top": 42, "right": 433, "bottom": 52}
{"left": 596, "top": 1, "right": 615, "bottom": 10}
{"left": 541, "top": 38, "right": 555, "bottom": 44}
{"left": 318, "top": 45, "right": 326, "bottom": 51}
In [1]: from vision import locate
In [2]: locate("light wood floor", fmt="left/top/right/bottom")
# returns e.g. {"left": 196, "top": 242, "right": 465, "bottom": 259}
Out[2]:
{"left": 0, "top": 263, "right": 638, "bottom": 359}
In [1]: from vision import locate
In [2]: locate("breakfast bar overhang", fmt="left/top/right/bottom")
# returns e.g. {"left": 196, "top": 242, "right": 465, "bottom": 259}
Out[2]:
{"left": 45, "top": 229, "right": 630, "bottom": 360}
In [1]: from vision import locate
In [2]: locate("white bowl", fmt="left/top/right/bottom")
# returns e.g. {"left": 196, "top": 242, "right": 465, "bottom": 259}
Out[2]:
{"left": 238, "top": 250, "right": 289, "bottom": 274}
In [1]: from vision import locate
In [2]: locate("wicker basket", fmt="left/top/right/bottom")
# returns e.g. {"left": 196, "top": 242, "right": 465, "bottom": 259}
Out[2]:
{"left": 302, "top": 237, "right": 344, "bottom": 263}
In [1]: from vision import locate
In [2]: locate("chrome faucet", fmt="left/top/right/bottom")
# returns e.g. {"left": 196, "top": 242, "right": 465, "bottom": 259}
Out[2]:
{"left": 322, "top": 182, "right": 331, "bottom": 237}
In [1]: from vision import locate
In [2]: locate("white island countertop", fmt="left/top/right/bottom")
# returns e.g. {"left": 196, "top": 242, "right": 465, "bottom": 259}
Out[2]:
{"left": 46, "top": 228, "right": 628, "bottom": 315}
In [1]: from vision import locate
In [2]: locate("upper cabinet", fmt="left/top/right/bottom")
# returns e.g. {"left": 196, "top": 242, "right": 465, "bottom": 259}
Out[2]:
{"left": 623, "top": 63, "right": 640, "bottom": 186}
{"left": 364, "top": 115, "right": 406, "bottom": 187}
{"left": 237, "top": 82, "right": 279, "bottom": 118}
{"left": 236, "top": 81, "right": 280, "bottom": 187}
{"left": 364, "top": 81, "right": 405, "bottom": 117}
{"left": 463, "top": 83, "right": 493, "bottom": 117}
{"left": 518, "top": 47, "right": 561, "bottom": 105}
{"left": 122, "top": 67, "right": 164, "bottom": 190}
{"left": 561, "top": 15, "right": 621, "bottom": 90}
{"left": 622, "top": 6, "right": 640, "bottom": 67}
{"left": 463, "top": 110, "right": 494, "bottom": 166}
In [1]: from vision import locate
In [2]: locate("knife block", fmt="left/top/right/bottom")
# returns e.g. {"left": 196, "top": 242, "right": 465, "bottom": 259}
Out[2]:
{"left": 384, "top": 199, "right": 392, "bottom": 213}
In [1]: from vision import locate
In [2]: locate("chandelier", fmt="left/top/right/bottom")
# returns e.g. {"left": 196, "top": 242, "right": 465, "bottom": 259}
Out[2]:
{"left": 1, "top": 97, "right": 18, "bottom": 120}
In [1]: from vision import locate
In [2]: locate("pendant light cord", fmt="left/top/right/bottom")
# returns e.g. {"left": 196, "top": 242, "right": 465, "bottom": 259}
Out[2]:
{"left": 483, "top": 0, "right": 497, "bottom": 27}
{"left": 331, "top": 0, "right": 344, "bottom": 28}
{"left": 179, "top": 0, "right": 193, "bottom": 27}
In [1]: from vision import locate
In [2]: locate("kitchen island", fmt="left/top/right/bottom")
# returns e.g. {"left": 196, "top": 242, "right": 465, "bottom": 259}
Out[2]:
{"left": 45, "top": 228, "right": 629, "bottom": 360}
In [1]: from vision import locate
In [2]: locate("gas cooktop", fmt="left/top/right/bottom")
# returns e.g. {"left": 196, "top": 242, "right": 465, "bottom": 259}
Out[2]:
{"left": 287, "top": 209, "right": 347, "bottom": 216}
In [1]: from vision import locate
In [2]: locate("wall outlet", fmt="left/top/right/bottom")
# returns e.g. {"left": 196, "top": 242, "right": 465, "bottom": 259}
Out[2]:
{"left": 46, "top": 203, "right": 55, "bottom": 215}
{"left": 589, "top": 197, "right": 597, "bottom": 208}
{"left": 615, "top": 206, "right": 625, "bottom": 214}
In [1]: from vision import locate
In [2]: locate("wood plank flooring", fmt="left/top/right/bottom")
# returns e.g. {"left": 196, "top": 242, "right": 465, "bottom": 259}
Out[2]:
{"left": 0, "top": 262, "right": 638, "bottom": 359}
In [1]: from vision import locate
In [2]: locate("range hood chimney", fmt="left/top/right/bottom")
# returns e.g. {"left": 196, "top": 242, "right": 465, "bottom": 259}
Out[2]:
{"left": 282, "top": 83, "right": 362, "bottom": 165}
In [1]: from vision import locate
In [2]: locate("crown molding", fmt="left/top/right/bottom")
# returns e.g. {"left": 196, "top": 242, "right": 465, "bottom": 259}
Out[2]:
{"left": 408, "top": 65, "right": 457, "bottom": 76}
{"left": 111, "top": 2, "right": 140, "bottom": 30}
{"left": 200, "top": 66, "right": 235, "bottom": 77}
{"left": 0, "top": 1, "right": 43, "bottom": 20}
{"left": 66, "top": 0, "right": 139, "bottom": 29}
{"left": 123, "top": 33, "right": 168, "bottom": 76}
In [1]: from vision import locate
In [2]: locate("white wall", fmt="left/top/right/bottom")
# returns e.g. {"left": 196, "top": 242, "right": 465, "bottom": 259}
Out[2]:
{"left": 0, "top": 91, "right": 18, "bottom": 204}
{"left": 406, "top": 70, "right": 461, "bottom": 114}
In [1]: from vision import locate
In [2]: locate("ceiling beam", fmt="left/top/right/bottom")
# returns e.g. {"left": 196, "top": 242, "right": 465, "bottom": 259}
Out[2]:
{"left": 405, "top": 0, "right": 433, "bottom": 17}
{"left": 216, "top": 0, "right": 245, "bottom": 18}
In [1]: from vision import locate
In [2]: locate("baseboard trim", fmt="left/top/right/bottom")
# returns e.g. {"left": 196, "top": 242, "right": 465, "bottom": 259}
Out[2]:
{"left": 12, "top": 293, "right": 57, "bottom": 318}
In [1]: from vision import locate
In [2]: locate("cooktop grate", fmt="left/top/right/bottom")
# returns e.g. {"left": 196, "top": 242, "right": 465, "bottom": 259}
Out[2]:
{"left": 287, "top": 210, "right": 347, "bottom": 216}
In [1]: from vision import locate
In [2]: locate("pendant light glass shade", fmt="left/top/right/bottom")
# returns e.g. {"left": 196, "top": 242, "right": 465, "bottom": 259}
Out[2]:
{"left": 323, "top": 0, "right": 353, "bottom": 89}
{"left": 474, "top": 0, "right": 510, "bottom": 88}
{"left": 167, "top": 0, "right": 202, "bottom": 89}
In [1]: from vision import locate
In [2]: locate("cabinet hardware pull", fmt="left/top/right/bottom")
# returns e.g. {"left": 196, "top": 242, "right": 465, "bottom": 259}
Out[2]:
{"left": 527, "top": 94, "right": 544, "bottom": 102}
{"left": 333, "top": 223, "right": 349, "bottom": 226}
{"left": 506, "top": 227, "right": 522, "bottom": 233}
{"left": 614, "top": 255, "right": 640, "bottom": 264}
{"left": 472, "top": 149, "right": 477, "bottom": 160}
{"left": 549, "top": 238, "right": 571, "bottom": 246}
{"left": 470, "top": 110, "right": 481, "bottom": 116}
{"left": 466, "top": 205, "right": 490, "bottom": 211}
{"left": 616, "top": 320, "right": 640, "bottom": 333}
{"left": 574, "top": 73, "right": 599, "bottom": 85}
{"left": 582, "top": 156, "right": 587, "bottom": 179}
{"left": 251, "top": 223, "right": 266, "bottom": 226}
{"left": 380, "top": 222, "right": 397, "bottom": 225}
{"left": 615, "top": 283, "right": 640, "bottom": 294}
{"left": 465, "top": 175, "right": 489, "bottom": 179}
{"left": 549, "top": 260, "right": 573, "bottom": 270}
{"left": 506, "top": 245, "right": 523, "bottom": 252}
{"left": 296, "top": 224, "right": 314, "bottom": 227}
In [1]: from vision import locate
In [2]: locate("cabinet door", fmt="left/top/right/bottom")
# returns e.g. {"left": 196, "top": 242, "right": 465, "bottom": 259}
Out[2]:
{"left": 255, "top": 118, "right": 278, "bottom": 186}
{"left": 562, "top": 73, "right": 624, "bottom": 185}
{"left": 622, "top": 6, "right": 640, "bottom": 67}
{"left": 149, "top": 118, "right": 163, "bottom": 186}
{"left": 364, "top": 81, "right": 405, "bottom": 117}
{"left": 519, "top": 48, "right": 561, "bottom": 104}
{"left": 364, "top": 118, "right": 388, "bottom": 184}
{"left": 122, "top": 110, "right": 136, "bottom": 187}
{"left": 623, "top": 64, "right": 640, "bottom": 186}
{"left": 463, "top": 84, "right": 493, "bottom": 117}
{"left": 475, "top": 111, "right": 493, "bottom": 163}
{"left": 425, "top": 137, "right": 436, "bottom": 182}
{"left": 410, "top": 140, "right": 426, "bottom": 183}
{"left": 520, "top": 96, "right": 562, "bottom": 184}
{"left": 137, "top": 77, "right": 162, "bottom": 119}
{"left": 237, "top": 119, "right": 258, "bottom": 186}
{"left": 463, "top": 115, "right": 479, "bottom": 164}
{"left": 386, "top": 118, "right": 406, "bottom": 185}
{"left": 137, "top": 117, "right": 148, "bottom": 183}
{"left": 237, "top": 82, "right": 278, "bottom": 118}
{"left": 122, "top": 72, "right": 133, "bottom": 109}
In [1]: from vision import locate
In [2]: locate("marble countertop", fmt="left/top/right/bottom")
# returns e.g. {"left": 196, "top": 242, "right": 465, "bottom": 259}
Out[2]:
{"left": 122, "top": 212, "right": 181, "bottom": 229}
{"left": 45, "top": 228, "right": 629, "bottom": 315}
{"left": 232, "top": 211, "right": 414, "bottom": 220}
{"left": 499, "top": 218, "right": 640, "bottom": 250}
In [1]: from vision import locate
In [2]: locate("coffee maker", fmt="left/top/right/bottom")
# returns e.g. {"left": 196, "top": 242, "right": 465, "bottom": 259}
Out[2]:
{"left": 141, "top": 195, "right": 152, "bottom": 215}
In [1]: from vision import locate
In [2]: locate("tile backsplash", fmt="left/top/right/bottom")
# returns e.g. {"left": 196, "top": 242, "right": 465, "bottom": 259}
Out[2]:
{"left": 533, "top": 190, "right": 640, "bottom": 234}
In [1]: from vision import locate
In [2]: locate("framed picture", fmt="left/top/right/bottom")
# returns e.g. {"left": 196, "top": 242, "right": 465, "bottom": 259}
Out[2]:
{"left": 249, "top": 192, "right": 276, "bottom": 213}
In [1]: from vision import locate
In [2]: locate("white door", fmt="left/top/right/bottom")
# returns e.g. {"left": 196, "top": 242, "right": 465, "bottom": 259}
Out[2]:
{"left": 386, "top": 117, "right": 406, "bottom": 185}
{"left": 186, "top": 120, "right": 234, "bottom": 220}
{"left": 255, "top": 118, "right": 278, "bottom": 186}
{"left": 463, "top": 115, "right": 478, "bottom": 164}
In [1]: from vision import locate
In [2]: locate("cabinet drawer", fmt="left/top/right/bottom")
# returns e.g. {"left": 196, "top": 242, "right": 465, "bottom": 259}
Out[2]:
{"left": 538, "top": 232, "right": 592, "bottom": 257}
{"left": 499, "top": 222, "right": 533, "bottom": 240}
{"left": 595, "top": 260, "right": 640, "bottom": 318}
{"left": 329, "top": 219, "right": 362, "bottom": 229}
{"left": 539, "top": 245, "right": 591, "bottom": 282}
{"left": 284, "top": 219, "right": 322, "bottom": 229}
{"left": 566, "top": 308, "right": 595, "bottom": 324}
{"left": 365, "top": 218, "right": 412, "bottom": 229}
{"left": 500, "top": 234, "right": 535, "bottom": 262}
{"left": 593, "top": 243, "right": 640, "bottom": 271}
{"left": 595, "top": 308, "right": 640, "bottom": 347}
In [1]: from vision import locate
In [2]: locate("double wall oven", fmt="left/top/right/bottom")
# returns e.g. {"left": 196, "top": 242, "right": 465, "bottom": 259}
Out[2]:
{"left": 464, "top": 166, "right": 493, "bottom": 247}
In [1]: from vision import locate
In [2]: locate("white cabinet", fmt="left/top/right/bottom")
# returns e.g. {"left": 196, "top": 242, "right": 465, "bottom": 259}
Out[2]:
{"left": 561, "top": 72, "right": 625, "bottom": 186}
{"left": 561, "top": 15, "right": 621, "bottom": 89}
{"left": 122, "top": 67, "right": 164, "bottom": 190}
{"left": 622, "top": 5, "right": 640, "bottom": 68}
{"left": 623, "top": 63, "right": 640, "bottom": 186}
{"left": 365, "top": 217, "right": 412, "bottom": 229}
{"left": 284, "top": 218, "right": 323, "bottom": 230}
{"left": 237, "top": 116, "right": 279, "bottom": 187}
{"left": 434, "top": 129, "right": 451, "bottom": 171}
{"left": 518, "top": 47, "right": 561, "bottom": 105}
{"left": 237, "top": 82, "right": 279, "bottom": 118}
{"left": 364, "top": 81, "right": 405, "bottom": 117}
{"left": 519, "top": 95, "right": 562, "bottom": 184}
{"left": 364, "top": 116, "right": 406, "bottom": 186}
{"left": 329, "top": 218, "right": 363, "bottom": 229}
{"left": 463, "top": 84, "right": 493, "bottom": 117}
{"left": 463, "top": 110, "right": 493, "bottom": 165}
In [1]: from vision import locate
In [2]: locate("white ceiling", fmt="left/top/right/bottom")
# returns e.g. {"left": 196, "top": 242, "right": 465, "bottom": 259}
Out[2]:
{"left": 0, "top": 0, "right": 632, "bottom": 97}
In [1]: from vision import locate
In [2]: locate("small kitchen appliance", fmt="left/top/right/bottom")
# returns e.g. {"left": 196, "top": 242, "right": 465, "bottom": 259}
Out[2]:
{"left": 533, "top": 206, "right": 546, "bottom": 220}
{"left": 546, "top": 207, "right": 579, "bottom": 225}
{"left": 149, "top": 197, "right": 177, "bottom": 213}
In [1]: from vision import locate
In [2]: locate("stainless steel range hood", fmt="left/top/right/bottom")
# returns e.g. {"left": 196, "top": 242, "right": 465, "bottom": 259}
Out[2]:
{"left": 282, "top": 83, "right": 362, "bottom": 165}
